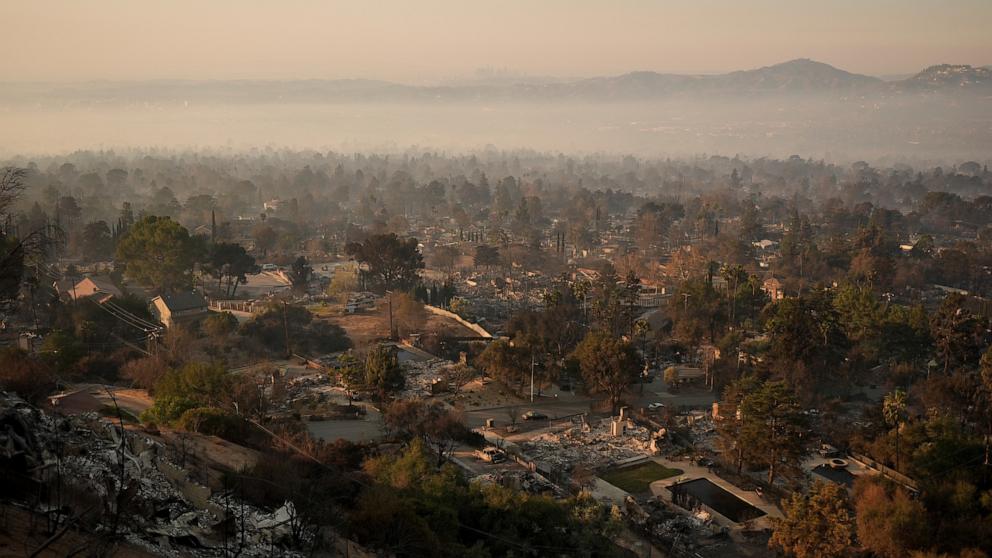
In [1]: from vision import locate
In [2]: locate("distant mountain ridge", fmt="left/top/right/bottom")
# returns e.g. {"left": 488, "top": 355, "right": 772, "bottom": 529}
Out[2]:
{"left": 903, "top": 64, "right": 992, "bottom": 89}
{"left": 566, "top": 59, "right": 882, "bottom": 99}
{"left": 2, "top": 59, "right": 990, "bottom": 105}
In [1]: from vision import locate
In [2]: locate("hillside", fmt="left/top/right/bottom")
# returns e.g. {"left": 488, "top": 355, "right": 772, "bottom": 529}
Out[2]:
{"left": 2, "top": 59, "right": 988, "bottom": 106}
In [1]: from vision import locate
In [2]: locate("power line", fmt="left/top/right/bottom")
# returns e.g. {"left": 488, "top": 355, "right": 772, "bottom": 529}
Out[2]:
{"left": 91, "top": 299, "right": 157, "bottom": 333}
{"left": 105, "top": 300, "right": 163, "bottom": 331}
{"left": 88, "top": 297, "right": 163, "bottom": 334}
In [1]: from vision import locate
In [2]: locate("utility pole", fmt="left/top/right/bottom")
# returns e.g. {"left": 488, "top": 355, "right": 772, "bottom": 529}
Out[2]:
{"left": 282, "top": 301, "right": 291, "bottom": 359}
{"left": 386, "top": 291, "right": 395, "bottom": 340}
{"left": 530, "top": 353, "right": 536, "bottom": 403}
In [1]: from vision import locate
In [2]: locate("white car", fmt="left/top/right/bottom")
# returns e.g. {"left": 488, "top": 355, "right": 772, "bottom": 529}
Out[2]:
{"left": 475, "top": 447, "right": 507, "bottom": 463}
{"left": 647, "top": 402, "right": 666, "bottom": 410}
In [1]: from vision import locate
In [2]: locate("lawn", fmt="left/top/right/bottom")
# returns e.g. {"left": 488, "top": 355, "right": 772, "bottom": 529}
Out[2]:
{"left": 599, "top": 461, "right": 683, "bottom": 493}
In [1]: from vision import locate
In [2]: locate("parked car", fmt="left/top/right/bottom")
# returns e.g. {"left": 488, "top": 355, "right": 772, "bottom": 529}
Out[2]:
{"left": 261, "top": 263, "right": 277, "bottom": 271}
{"left": 475, "top": 446, "right": 507, "bottom": 463}
{"left": 647, "top": 402, "right": 666, "bottom": 410}
{"left": 521, "top": 410, "right": 548, "bottom": 421}
{"left": 818, "top": 443, "right": 839, "bottom": 458}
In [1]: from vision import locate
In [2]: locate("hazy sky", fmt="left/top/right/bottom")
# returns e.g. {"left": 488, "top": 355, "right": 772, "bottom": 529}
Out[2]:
{"left": 2, "top": 0, "right": 990, "bottom": 82}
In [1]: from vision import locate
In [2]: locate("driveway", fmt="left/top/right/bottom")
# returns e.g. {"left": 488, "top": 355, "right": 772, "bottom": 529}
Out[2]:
{"left": 306, "top": 401, "right": 383, "bottom": 443}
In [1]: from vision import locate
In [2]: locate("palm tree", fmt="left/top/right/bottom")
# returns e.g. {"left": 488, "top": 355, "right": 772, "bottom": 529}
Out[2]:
{"left": 633, "top": 319, "right": 651, "bottom": 394}
{"left": 883, "top": 388, "right": 908, "bottom": 472}
{"left": 721, "top": 264, "right": 746, "bottom": 326}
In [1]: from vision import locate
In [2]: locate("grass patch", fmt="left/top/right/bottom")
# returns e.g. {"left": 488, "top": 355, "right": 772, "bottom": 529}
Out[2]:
{"left": 600, "top": 461, "right": 683, "bottom": 493}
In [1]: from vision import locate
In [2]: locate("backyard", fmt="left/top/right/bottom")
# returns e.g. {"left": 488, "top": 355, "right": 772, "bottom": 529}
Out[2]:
{"left": 600, "top": 461, "right": 683, "bottom": 493}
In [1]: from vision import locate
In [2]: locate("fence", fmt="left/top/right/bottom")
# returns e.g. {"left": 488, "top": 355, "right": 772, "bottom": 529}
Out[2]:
{"left": 424, "top": 304, "right": 493, "bottom": 338}
{"left": 849, "top": 452, "right": 919, "bottom": 492}
{"left": 209, "top": 299, "right": 265, "bottom": 314}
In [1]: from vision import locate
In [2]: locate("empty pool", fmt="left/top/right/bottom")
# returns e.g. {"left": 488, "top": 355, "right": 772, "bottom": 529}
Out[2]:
{"left": 812, "top": 464, "right": 856, "bottom": 487}
{"left": 669, "top": 478, "right": 765, "bottom": 523}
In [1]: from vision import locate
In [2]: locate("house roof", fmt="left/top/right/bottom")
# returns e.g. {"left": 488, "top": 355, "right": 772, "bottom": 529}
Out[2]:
{"left": 154, "top": 291, "right": 208, "bottom": 312}
{"left": 78, "top": 275, "right": 123, "bottom": 297}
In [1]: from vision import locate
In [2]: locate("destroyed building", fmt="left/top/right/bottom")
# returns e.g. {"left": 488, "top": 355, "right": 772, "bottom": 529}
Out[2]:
{"left": 0, "top": 392, "right": 312, "bottom": 557}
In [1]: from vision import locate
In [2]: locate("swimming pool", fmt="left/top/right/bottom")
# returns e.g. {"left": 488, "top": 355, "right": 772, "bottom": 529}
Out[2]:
{"left": 812, "top": 464, "right": 856, "bottom": 487}
{"left": 668, "top": 478, "right": 765, "bottom": 523}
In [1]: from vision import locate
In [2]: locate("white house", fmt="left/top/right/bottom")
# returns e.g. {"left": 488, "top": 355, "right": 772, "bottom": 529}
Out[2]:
{"left": 150, "top": 292, "right": 209, "bottom": 328}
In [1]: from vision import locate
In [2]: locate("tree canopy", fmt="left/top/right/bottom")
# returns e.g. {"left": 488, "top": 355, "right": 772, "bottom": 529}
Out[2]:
{"left": 116, "top": 215, "right": 204, "bottom": 292}
{"left": 571, "top": 330, "right": 642, "bottom": 412}
{"left": 346, "top": 233, "right": 424, "bottom": 293}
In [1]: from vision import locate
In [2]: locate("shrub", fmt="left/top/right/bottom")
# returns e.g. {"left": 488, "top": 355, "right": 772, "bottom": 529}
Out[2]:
{"left": 121, "top": 355, "right": 169, "bottom": 391}
{"left": 177, "top": 407, "right": 245, "bottom": 439}
{"left": 0, "top": 348, "right": 56, "bottom": 404}
{"left": 141, "top": 395, "right": 198, "bottom": 425}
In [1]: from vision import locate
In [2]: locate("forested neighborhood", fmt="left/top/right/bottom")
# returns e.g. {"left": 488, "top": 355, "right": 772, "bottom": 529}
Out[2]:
{"left": 0, "top": 151, "right": 990, "bottom": 556}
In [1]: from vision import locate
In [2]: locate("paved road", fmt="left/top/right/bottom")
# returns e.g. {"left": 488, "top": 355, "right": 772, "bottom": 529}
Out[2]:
{"left": 306, "top": 414, "right": 383, "bottom": 443}
{"left": 305, "top": 389, "right": 384, "bottom": 443}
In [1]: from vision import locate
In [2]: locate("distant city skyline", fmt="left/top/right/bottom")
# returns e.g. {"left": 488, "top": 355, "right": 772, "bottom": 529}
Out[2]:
{"left": 1, "top": 0, "right": 989, "bottom": 82}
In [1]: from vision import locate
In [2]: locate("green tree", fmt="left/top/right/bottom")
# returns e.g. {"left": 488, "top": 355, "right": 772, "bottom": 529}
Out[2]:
{"left": 383, "top": 399, "right": 467, "bottom": 467}
{"left": 289, "top": 255, "right": 312, "bottom": 293}
{"left": 589, "top": 264, "right": 639, "bottom": 338}
{"left": 778, "top": 209, "right": 819, "bottom": 281}
{"left": 739, "top": 201, "right": 763, "bottom": 242}
{"left": 930, "top": 293, "right": 981, "bottom": 374}
{"left": 142, "top": 362, "right": 233, "bottom": 424}
{"left": 40, "top": 329, "right": 85, "bottom": 374}
{"left": 739, "top": 380, "right": 808, "bottom": 484}
{"left": 365, "top": 344, "right": 404, "bottom": 401}
{"left": 715, "top": 375, "right": 762, "bottom": 474}
{"left": 202, "top": 311, "right": 238, "bottom": 341}
{"left": 721, "top": 263, "right": 748, "bottom": 326}
{"left": 345, "top": 233, "right": 424, "bottom": 293}
{"left": 336, "top": 353, "right": 364, "bottom": 393}
{"left": 208, "top": 242, "right": 257, "bottom": 297}
{"left": 509, "top": 281, "right": 586, "bottom": 366}
{"left": 474, "top": 339, "right": 531, "bottom": 392}
{"left": 353, "top": 439, "right": 622, "bottom": 557}
{"left": 765, "top": 289, "right": 848, "bottom": 389}
{"left": 571, "top": 330, "right": 642, "bottom": 412}
{"left": 116, "top": 215, "right": 202, "bottom": 291}
{"left": 880, "top": 304, "right": 931, "bottom": 364}
{"left": 79, "top": 220, "right": 114, "bottom": 261}
{"left": 670, "top": 275, "right": 725, "bottom": 347}
{"left": 883, "top": 388, "right": 908, "bottom": 471}
{"left": 769, "top": 480, "right": 854, "bottom": 558}
{"left": 833, "top": 283, "right": 884, "bottom": 347}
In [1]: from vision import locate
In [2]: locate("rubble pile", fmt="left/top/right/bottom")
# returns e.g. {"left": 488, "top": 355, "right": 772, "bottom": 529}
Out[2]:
{"left": 0, "top": 391, "right": 308, "bottom": 557}
{"left": 521, "top": 417, "right": 660, "bottom": 472}
{"left": 470, "top": 470, "right": 565, "bottom": 497}
{"left": 401, "top": 358, "right": 451, "bottom": 398}
{"left": 625, "top": 496, "right": 727, "bottom": 556}
{"left": 283, "top": 373, "right": 333, "bottom": 405}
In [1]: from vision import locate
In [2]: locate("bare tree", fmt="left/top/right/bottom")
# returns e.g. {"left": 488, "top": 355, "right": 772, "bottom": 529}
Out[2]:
{"left": 0, "top": 167, "right": 26, "bottom": 214}
{"left": 506, "top": 405, "right": 519, "bottom": 432}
